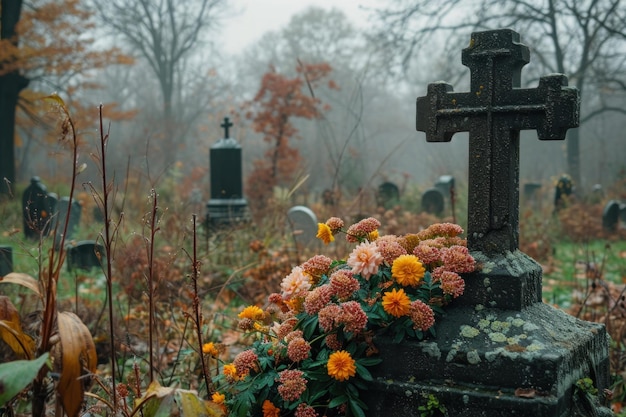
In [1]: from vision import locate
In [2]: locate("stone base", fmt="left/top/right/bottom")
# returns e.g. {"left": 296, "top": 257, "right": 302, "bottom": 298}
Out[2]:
{"left": 206, "top": 198, "right": 249, "bottom": 228}
{"left": 365, "top": 302, "right": 611, "bottom": 416}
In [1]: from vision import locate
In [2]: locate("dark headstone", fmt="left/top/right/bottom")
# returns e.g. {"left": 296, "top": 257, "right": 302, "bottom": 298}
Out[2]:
{"left": 22, "top": 177, "right": 58, "bottom": 239}
{"left": 602, "top": 200, "right": 620, "bottom": 231}
{"left": 67, "top": 240, "right": 104, "bottom": 272}
{"left": 620, "top": 203, "right": 626, "bottom": 224}
{"left": 206, "top": 117, "right": 249, "bottom": 227}
{"left": 421, "top": 188, "right": 444, "bottom": 215}
{"left": 0, "top": 245, "right": 12, "bottom": 277}
{"left": 287, "top": 206, "right": 319, "bottom": 249}
{"left": 523, "top": 182, "right": 542, "bottom": 199}
{"left": 377, "top": 182, "right": 400, "bottom": 208}
{"left": 54, "top": 197, "right": 82, "bottom": 249}
{"left": 366, "top": 29, "right": 610, "bottom": 417}
{"left": 554, "top": 175, "right": 573, "bottom": 211}
{"left": 434, "top": 175, "right": 455, "bottom": 198}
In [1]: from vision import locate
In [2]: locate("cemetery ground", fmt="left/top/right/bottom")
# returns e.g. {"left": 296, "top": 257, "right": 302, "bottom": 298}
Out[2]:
{"left": 1, "top": 169, "right": 626, "bottom": 416}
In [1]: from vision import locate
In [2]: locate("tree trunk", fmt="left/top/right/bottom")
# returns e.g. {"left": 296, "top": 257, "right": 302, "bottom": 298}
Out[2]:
{"left": 566, "top": 128, "right": 581, "bottom": 194}
{"left": 0, "top": 0, "right": 29, "bottom": 196}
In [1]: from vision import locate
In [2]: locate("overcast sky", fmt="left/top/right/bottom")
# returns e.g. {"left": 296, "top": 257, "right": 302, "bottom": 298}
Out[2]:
{"left": 220, "top": 0, "right": 378, "bottom": 53}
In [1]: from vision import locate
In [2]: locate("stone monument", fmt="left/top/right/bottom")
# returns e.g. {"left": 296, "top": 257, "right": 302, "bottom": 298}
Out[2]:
{"left": 366, "top": 29, "right": 611, "bottom": 417}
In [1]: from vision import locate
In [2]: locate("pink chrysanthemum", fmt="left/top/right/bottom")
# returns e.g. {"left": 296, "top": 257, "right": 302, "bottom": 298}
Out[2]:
{"left": 281, "top": 266, "right": 312, "bottom": 300}
{"left": 409, "top": 300, "right": 435, "bottom": 331}
{"left": 276, "top": 369, "right": 307, "bottom": 402}
{"left": 325, "top": 217, "right": 344, "bottom": 233}
{"left": 346, "top": 217, "right": 381, "bottom": 243}
{"left": 233, "top": 349, "right": 259, "bottom": 376}
{"left": 301, "top": 255, "right": 333, "bottom": 282}
{"left": 340, "top": 301, "right": 368, "bottom": 334}
{"left": 440, "top": 245, "right": 476, "bottom": 273}
{"left": 347, "top": 241, "right": 384, "bottom": 279}
{"left": 438, "top": 270, "right": 465, "bottom": 298}
{"left": 295, "top": 403, "right": 319, "bottom": 417}
{"left": 276, "top": 317, "right": 298, "bottom": 340}
{"left": 304, "top": 285, "right": 333, "bottom": 315}
{"left": 318, "top": 304, "right": 342, "bottom": 332}
{"left": 417, "top": 223, "right": 464, "bottom": 240}
{"left": 329, "top": 269, "right": 361, "bottom": 299}
{"left": 376, "top": 235, "right": 408, "bottom": 264}
{"left": 285, "top": 330, "right": 304, "bottom": 343}
{"left": 413, "top": 244, "right": 441, "bottom": 265}
{"left": 287, "top": 337, "right": 311, "bottom": 362}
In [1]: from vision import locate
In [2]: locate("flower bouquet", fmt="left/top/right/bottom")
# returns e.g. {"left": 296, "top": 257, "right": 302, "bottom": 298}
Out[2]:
{"left": 211, "top": 217, "right": 476, "bottom": 417}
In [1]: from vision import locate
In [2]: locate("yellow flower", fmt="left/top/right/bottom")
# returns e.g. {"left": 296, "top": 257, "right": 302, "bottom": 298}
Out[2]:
{"left": 316, "top": 222, "right": 334, "bottom": 244}
{"left": 202, "top": 342, "right": 218, "bottom": 356}
{"left": 327, "top": 350, "right": 356, "bottom": 381}
{"left": 391, "top": 254, "right": 425, "bottom": 287}
{"left": 368, "top": 230, "right": 379, "bottom": 241}
{"left": 211, "top": 392, "right": 225, "bottom": 404}
{"left": 262, "top": 399, "right": 281, "bottom": 417}
{"left": 238, "top": 305, "right": 265, "bottom": 321}
{"left": 223, "top": 363, "right": 238, "bottom": 380}
{"left": 382, "top": 288, "right": 411, "bottom": 317}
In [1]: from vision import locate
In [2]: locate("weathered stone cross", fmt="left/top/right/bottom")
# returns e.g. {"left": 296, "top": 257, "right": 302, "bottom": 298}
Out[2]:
{"left": 221, "top": 117, "right": 233, "bottom": 138}
{"left": 417, "top": 29, "right": 579, "bottom": 254}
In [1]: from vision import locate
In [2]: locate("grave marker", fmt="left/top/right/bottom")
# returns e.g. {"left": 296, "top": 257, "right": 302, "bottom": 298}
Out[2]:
{"left": 367, "top": 29, "right": 610, "bottom": 417}
{"left": 67, "top": 240, "right": 104, "bottom": 272}
{"left": 206, "top": 117, "right": 249, "bottom": 227}
{"left": 22, "top": 176, "right": 58, "bottom": 239}
{"left": 0, "top": 245, "right": 12, "bottom": 277}
{"left": 54, "top": 196, "right": 82, "bottom": 249}
{"left": 434, "top": 175, "right": 455, "bottom": 198}
{"left": 286, "top": 206, "right": 319, "bottom": 250}
{"left": 554, "top": 174, "right": 573, "bottom": 211}
{"left": 420, "top": 188, "right": 444, "bottom": 215}
{"left": 377, "top": 181, "right": 400, "bottom": 208}
{"left": 602, "top": 200, "right": 620, "bottom": 231}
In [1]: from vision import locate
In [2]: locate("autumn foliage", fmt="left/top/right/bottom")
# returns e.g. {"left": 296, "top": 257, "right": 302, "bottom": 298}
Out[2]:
{"left": 244, "top": 61, "right": 337, "bottom": 210}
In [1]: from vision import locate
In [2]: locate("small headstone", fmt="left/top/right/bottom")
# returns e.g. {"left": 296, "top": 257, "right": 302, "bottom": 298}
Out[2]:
{"left": 22, "top": 177, "right": 58, "bottom": 239}
{"left": 554, "top": 175, "right": 573, "bottom": 212}
{"left": 377, "top": 182, "right": 400, "bottom": 208}
{"left": 620, "top": 203, "right": 626, "bottom": 224}
{"left": 523, "top": 182, "right": 542, "bottom": 199}
{"left": 287, "top": 206, "right": 318, "bottom": 249}
{"left": 421, "top": 188, "right": 444, "bottom": 215}
{"left": 0, "top": 245, "right": 12, "bottom": 277}
{"left": 434, "top": 175, "right": 455, "bottom": 198}
{"left": 67, "top": 240, "right": 104, "bottom": 272}
{"left": 602, "top": 200, "right": 620, "bottom": 231}
{"left": 54, "top": 197, "right": 82, "bottom": 249}
{"left": 92, "top": 206, "right": 104, "bottom": 223}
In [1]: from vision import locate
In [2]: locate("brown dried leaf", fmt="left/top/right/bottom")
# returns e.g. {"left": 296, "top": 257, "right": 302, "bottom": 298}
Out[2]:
{"left": 514, "top": 387, "right": 536, "bottom": 398}
{"left": 55, "top": 311, "right": 97, "bottom": 417}
{"left": 0, "top": 272, "right": 42, "bottom": 298}
{"left": 0, "top": 296, "right": 35, "bottom": 358}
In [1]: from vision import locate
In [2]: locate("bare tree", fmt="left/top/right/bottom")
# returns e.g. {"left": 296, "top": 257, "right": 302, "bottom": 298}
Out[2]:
{"left": 370, "top": 0, "right": 626, "bottom": 189}
{"left": 94, "top": 0, "right": 227, "bottom": 171}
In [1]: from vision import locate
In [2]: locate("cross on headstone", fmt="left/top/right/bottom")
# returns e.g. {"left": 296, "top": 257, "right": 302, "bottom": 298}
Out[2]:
{"left": 416, "top": 29, "right": 579, "bottom": 254}
{"left": 221, "top": 117, "right": 233, "bottom": 138}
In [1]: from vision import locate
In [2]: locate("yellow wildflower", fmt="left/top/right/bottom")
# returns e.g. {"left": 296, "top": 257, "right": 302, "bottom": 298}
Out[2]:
{"left": 382, "top": 288, "right": 411, "bottom": 317}
{"left": 391, "top": 254, "right": 425, "bottom": 287}
{"left": 316, "top": 222, "right": 334, "bottom": 244}
{"left": 238, "top": 305, "right": 265, "bottom": 321}
{"left": 327, "top": 350, "right": 356, "bottom": 381}
{"left": 202, "top": 342, "right": 219, "bottom": 356}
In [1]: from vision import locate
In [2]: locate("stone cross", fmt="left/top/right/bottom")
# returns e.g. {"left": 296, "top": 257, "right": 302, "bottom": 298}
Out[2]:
{"left": 416, "top": 29, "right": 579, "bottom": 254}
{"left": 221, "top": 117, "right": 233, "bottom": 138}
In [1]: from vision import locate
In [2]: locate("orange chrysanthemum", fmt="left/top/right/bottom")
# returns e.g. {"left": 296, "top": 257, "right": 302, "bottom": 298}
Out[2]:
{"left": 382, "top": 288, "right": 411, "bottom": 317}
{"left": 391, "top": 254, "right": 425, "bottom": 287}
{"left": 202, "top": 342, "right": 219, "bottom": 356}
{"left": 316, "top": 223, "right": 334, "bottom": 244}
{"left": 262, "top": 399, "right": 281, "bottom": 417}
{"left": 327, "top": 350, "right": 356, "bottom": 381}
{"left": 238, "top": 305, "right": 265, "bottom": 321}
{"left": 211, "top": 392, "right": 225, "bottom": 404}
{"left": 223, "top": 363, "right": 239, "bottom": 380}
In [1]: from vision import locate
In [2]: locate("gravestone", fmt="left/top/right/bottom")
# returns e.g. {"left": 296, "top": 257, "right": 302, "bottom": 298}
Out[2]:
{"left": 67, "top": 240, "right": 104, "bottom": 272}
{"left": 377, "top": 181, "right": 400, "bottom": 208}
{"left": 554, "top": 175, "right": 573, "bottom": 211}
{"left": 54, "top": 196, "right": 82, "bottom": 249}
{"left": 367, "top": 29, "right": 610, "bottom": 417}
{"left": 206, "top": 117, "right": 249, "bottom": 227}
{"left": 523, "top": 182, "right": 542, "bottom": 200}
{"left": 602, "top": 200, "right": 620, "bottom": 231}
{"left": 434, "top": 175, "right": 455, "bottom": 198}
{"left": 22, "top": 177, "right": 58, "bottom": 239}
{"left": 286, "top": 206, "right": 319, "bottom": 250}
{"left": 322, "top": 189, "right": 335, "bottom": 206}
{"left": 421, "top": 188, "right": 444, "bottom": 215}
{"left": 620, "top": 203, "right": 626, "bottom": 225}
{"left": 0, "top": 246, "right": 12, "bottom": 277}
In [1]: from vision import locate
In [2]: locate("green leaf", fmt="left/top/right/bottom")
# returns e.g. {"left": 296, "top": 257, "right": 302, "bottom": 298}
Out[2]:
{"left": 328, "top": 394, "right": 349, "bottom": 409}
{"left": 355, "top": 363, "right": 373, "bottom": 382}
{"left": 348, "top": 397, "right": 367, "bottom": 417}
{"left": 357, "top": 357, "right": 383, "bottom": 367}
{"left": 0, "top": 354, "right": 50, "bottom": 406}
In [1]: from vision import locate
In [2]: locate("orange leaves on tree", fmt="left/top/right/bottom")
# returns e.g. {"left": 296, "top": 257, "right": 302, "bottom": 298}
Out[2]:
{"left": 245, "top": 62, "right": 336, "bottom": 206}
